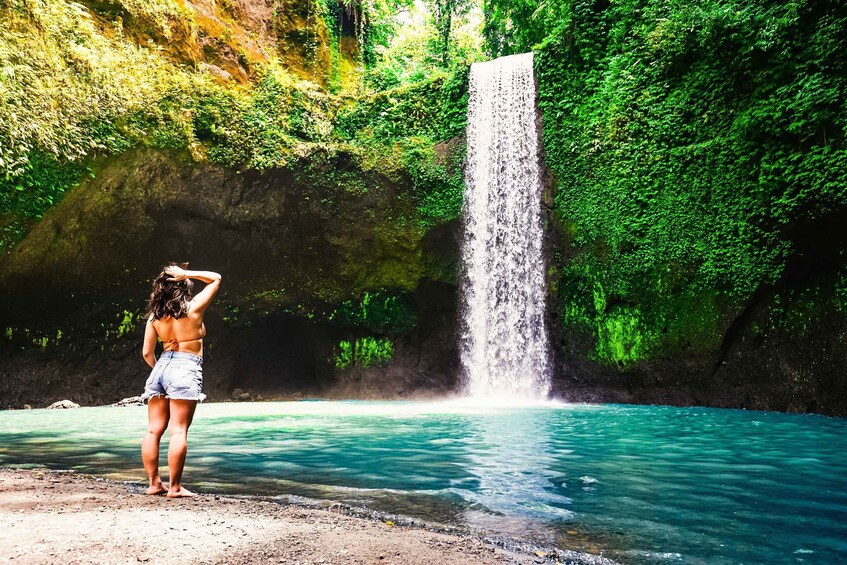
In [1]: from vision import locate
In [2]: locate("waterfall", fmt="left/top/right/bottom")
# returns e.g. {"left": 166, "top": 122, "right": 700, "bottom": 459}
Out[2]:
{"left": 459, "top": 52, "right": 551, "bottom": 401}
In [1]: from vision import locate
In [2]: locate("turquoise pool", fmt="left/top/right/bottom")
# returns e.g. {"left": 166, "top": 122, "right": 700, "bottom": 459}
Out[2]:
{"left": 1, "top": 400, "right": 845, "bottom": 563}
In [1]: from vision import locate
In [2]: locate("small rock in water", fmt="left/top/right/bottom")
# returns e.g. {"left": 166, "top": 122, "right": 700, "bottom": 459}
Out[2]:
{"left": 47, "top": 400, "right": 80, "bottom": 409}
{"left": 22, "top": 404, "right": 32, "bottom": 410}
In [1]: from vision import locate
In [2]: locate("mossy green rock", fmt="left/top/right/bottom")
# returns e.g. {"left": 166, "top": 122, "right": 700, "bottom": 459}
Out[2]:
{"left": 2, "top": 148, "right": 425, "bottom": 299}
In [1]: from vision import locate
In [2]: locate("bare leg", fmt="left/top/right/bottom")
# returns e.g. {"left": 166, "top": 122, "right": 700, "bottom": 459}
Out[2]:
{"left": 141, "top": 396, "right": 169, "bottom": 495}
{"left": 167, "top": 399, "right": 197, "bottom": 498}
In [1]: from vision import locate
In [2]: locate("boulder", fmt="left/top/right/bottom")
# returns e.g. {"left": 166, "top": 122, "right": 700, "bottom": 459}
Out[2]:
{"left": 47, "top": 400, "right": 80, "bottom": 409}
{"left": 112, "top": 396, "right": 143, "bottom": 407}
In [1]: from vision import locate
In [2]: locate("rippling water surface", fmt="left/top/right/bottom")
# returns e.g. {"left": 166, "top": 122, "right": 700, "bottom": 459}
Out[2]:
{"left": 1, "top": 401, "right": 845, "bottom": 563}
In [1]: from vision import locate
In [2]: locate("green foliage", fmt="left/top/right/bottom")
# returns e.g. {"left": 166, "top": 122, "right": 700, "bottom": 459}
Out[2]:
{"left": 193, "top": 67, "right": 336, "bottom": 170}
{"left": 594, "top": 308, "right": 649, "bottom": 367}
{"left": 116, "top": 310, "right": 139, "bottom": 337}
{"left": 0, "top": 0, "right": 201, "bottom": 178}
{"left": 311, "top": 0, "right": 425, "bottom": 91}
{"left": 430, "top": 0, "right": 475, "bottom": 66}
{"left": 766, "top": 270, "right": 847, "bottom": 340}
{"left": 401, "top": 138, "right": 464, "bottom": 228}
{"left": 532, "top": 0, "right": 847, "bottom": 365}
{"left": 282, "top": 290, "right": 418, "bottom": 336}
{"left": 329, "top": 290, "right": 418, "bottom": 335}
{"left": 335, "top": 70, "right": 469, "bottom": 143}
{"left": 560, "top": 260, "right": 725, "bottom": 366}
{"left": 353, "top": 0, "right": 416, "bottom": 67}
{"left": 101, "top": 309, "right": 141, "bottom": 342}
{"left": 336, "top": 339, "right": 354, "bottom": 368}
{"left": 334, "top": 70, "right": 469, "bottom": 229}
{"left": 335, "top": 336, "right": 395, "bottom": 369}
{"left": 114, "top": 0, "right": 195, "bottom": 39}
{"left": 482, "top": 0, "right": 571, "bottom": 56}
{"left": 0, "top": 152, "right": 87, "bottom": 251}
{"left": 364, "top": 1, "right": 483, "bottom": 90}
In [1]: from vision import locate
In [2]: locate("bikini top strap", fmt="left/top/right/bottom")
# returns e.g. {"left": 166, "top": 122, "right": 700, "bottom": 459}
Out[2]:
{"left": 161, "top": 323, "right": 206, "bottom": 352}
{"left": 164, "top": 335, "right": 202, "bottom": 352}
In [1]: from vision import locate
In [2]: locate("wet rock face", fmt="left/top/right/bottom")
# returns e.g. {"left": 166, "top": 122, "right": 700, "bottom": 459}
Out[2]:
{"left": 0, "top": 149, "right": 461, "bottom": 407}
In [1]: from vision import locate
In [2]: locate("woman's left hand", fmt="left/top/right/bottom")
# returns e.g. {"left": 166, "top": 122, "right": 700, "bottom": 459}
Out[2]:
{"left": 165, "top": 265, "right": 189, "bottom": 281}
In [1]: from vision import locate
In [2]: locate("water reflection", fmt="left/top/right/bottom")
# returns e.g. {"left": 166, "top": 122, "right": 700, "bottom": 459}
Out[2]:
{"left": 449, "top": 406, "right": 569, "bottom": 542}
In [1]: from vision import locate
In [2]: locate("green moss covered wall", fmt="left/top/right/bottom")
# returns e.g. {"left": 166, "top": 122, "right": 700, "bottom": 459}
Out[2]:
{"left": 533, "top": 1, "right": 847, "bottom": 370}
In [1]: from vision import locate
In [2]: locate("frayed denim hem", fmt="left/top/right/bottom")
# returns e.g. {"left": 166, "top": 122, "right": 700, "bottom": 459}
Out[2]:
{"left": 141, "top": 392, "right": 206, "bottom": 404}
{"left": 166, "top": 393, "right": 207, "bottom": 403}
{"left": 141, "top": 392, "right": 166, "bottom": 404}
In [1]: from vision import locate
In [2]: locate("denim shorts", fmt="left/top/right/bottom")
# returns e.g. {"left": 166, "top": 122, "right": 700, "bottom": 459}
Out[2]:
{"left": 141, "top": 351, "right": 206, "bottom": 403}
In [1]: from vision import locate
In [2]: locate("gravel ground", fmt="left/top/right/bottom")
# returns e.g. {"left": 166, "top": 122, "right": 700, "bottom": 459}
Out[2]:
{"left": 0, "top": 469, "right": 600, "bottom": 565}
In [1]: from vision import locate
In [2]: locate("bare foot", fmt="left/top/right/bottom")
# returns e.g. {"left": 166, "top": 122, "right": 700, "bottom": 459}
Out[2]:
{"left": 146, "top": 481, "right": 168, "bottom": 496}
{"left": 166, "top": 486, "right": 196, "bottom": 498}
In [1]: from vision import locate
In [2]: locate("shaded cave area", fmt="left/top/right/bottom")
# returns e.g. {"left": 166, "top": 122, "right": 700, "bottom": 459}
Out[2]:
{"left": 210, "top": 279, "right": 461, "bottom": 401}
{"left": 214, "top": 316, "right": 332, "bottom": 398}
{"left": 0, "top": 279, "right": 462, "bottom": 408}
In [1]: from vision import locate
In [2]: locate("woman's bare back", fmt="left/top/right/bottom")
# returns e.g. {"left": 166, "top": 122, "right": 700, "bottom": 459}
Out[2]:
{"left": 152, "top": 310, "right": 207, "bottom": 356}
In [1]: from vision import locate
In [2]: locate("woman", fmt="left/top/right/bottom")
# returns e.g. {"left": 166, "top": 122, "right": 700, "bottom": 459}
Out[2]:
{"left": 140, "top": 263, "right": 221, "bottom": 498}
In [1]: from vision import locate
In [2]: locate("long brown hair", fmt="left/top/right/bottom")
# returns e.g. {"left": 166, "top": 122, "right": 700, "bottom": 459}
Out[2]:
{"left": 146, "top": 262, "right": 194, "bottom": 320}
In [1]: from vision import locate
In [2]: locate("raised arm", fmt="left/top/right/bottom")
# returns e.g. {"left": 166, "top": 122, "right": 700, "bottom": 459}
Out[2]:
{"left": 142, "top": 315, "right": 158, "bottom": 368}
{"left": 164, "top": 266, "right": 222, "bottom": 313}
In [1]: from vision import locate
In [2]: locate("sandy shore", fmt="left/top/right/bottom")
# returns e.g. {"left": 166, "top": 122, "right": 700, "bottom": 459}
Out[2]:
{"left": 0, "top": 469, "right": 611, "bottom": 565}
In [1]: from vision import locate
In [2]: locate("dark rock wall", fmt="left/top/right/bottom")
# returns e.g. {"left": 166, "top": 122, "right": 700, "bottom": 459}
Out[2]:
{"left": 0, "top": 148, "right": 459, "bottom": 408}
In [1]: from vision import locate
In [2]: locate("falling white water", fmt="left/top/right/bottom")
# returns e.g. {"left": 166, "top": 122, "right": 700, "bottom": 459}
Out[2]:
{"left": 460, "top": 52, "right": 551, "bottom": 401}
